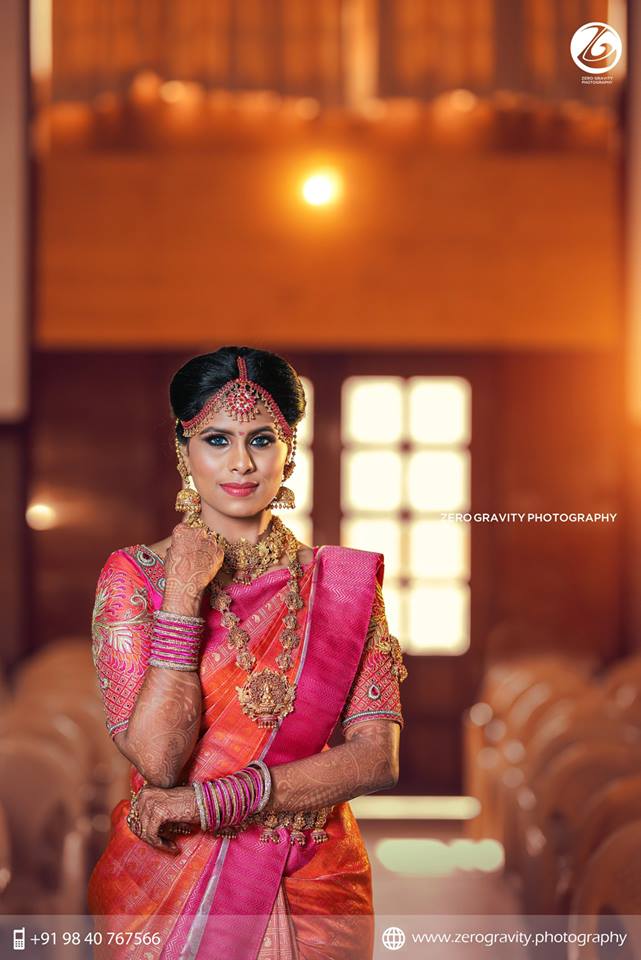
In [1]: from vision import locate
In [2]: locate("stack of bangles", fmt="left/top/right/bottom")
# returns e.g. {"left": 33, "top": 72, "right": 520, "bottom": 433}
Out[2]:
{"left": 148, "top": 609, "right": 205, "bottom": 670}
{"left": 192, "top": 760, "right": 272, "bottom": 838}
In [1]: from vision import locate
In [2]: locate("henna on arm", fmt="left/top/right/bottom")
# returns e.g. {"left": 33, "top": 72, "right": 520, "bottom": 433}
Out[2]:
{"left": 112, "top": 525, "right": 223, "bottom": 789}
{"left": 262, "top": 718, "right": 400, "bottom": 813}
{"left": 114, "top": 671, "right": 202, "bottom": 789}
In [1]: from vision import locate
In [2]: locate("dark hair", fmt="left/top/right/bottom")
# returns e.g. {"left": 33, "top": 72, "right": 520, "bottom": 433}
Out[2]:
{"left": 170, "top": 346, "right": 306, "bottom": 442}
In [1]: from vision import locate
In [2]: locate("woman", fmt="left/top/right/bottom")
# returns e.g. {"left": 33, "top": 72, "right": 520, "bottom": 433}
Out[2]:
{"left": 88, "top": 346, "right": 408, "bottom": 960}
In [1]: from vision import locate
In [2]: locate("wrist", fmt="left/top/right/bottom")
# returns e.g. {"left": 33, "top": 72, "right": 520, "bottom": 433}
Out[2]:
{"left": 162, "top": 593, "right": 202, "bottom": 618}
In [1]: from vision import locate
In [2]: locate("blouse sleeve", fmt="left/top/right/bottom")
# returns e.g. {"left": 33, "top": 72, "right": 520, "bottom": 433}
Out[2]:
{"left": 91, "top": 550, "right": 153, "bottom": 740}
{"left": 340, "top": 580, "right": 409, "bottom": 732}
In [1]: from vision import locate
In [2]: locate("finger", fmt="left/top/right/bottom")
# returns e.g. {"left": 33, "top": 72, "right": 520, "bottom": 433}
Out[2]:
{"left": 145, "top": 833, "right": 179, "bottom": 854}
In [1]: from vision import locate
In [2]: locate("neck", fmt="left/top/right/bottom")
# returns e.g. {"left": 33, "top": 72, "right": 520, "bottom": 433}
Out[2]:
{"left": 199, "top": 503, "right": 274, "bottom": 544}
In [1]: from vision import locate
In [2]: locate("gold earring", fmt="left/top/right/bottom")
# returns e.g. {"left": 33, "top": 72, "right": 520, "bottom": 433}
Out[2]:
{"left": 174, "top": 434, "right": 202, "bottom": 526}
{"left": 270, "top": 459, "right": 296, "bottom": 510}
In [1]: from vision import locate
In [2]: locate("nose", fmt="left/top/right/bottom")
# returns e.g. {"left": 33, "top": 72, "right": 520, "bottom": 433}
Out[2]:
{"left": 229, "top": 439, "right": 255, "bottom": 474}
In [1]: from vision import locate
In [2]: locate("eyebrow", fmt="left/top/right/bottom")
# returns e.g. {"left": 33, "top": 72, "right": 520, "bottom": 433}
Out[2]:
{"left": 198, "top": 425, "right": 277, "bottom": 437}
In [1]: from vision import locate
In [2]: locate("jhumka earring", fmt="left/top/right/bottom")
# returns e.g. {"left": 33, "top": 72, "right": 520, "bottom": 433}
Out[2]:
{"left": 269, "top": 456, "right": 296, "bottom": 510}
{"left": 174, "top": 432, "right": 202, "bottom": 525}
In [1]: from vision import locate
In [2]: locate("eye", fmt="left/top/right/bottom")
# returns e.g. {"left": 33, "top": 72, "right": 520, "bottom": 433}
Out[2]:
{"left": 204, "top": 434, "right": 229, "bottom": 446}
{"left": 250, "top": 434, "right": 275, "bottom": 447}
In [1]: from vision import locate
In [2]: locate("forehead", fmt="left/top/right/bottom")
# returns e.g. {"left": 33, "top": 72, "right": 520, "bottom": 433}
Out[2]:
{"left": 197, "top": 403, "right": 276, "bottom": 434}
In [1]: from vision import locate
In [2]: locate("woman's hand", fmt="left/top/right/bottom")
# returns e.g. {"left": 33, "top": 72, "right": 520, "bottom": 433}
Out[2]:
{"left": 130, "top": 785, "right": 201, "bottom": 854}
{"left": 163, "top": 522, "right": 225, "bottom": 616}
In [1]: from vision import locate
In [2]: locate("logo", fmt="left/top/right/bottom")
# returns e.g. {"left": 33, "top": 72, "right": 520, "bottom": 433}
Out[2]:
{"left": 570, "top": 22, "right": 622, "bottom": 74}
{"left": 382, "top": 926, "right": 406, "bottom": 951}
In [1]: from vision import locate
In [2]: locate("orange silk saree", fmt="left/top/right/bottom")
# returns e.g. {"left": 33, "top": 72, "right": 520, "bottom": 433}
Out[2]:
{"left": 88, "top": 543, "right": 387, "bottom": 960}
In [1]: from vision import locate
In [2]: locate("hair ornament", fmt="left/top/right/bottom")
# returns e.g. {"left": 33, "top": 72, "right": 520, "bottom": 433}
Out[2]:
{"left": 180, "top": 355, "right": 294, "bottom": 448}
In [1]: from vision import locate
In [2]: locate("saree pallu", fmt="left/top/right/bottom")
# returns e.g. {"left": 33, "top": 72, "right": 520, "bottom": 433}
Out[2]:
{"left": 88, "top": 544, "right": 383, "bottom": 960}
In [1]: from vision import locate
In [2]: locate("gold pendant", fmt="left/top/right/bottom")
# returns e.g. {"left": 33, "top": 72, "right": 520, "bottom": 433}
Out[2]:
{"left": 236, "top": 668, "right": 297, "bottom": 727}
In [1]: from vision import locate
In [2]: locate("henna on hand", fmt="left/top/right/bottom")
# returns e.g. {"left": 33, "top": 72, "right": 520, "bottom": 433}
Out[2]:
{"left": 262, "top": 718, "right": 400, "bottom": 813}
{"left": 163, "top": 523, "right": 225, "bottom": 615}
{"left": 133, "top": 785, "right": 201, "bottom": 854}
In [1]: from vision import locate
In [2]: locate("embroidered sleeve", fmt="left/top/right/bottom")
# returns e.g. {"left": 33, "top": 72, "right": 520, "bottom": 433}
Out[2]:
{"left": 340, "top": 581, "right": 408, "bottom": 732}
{"left": 91, "top": 550, "right": 153, "bottom": 740}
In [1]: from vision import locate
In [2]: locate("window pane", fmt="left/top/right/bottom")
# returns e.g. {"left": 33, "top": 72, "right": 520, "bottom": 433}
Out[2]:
{"left": 342, "top": 377, "right": 404, "bottom": 444}
{"left": 407, "top": 450, "right": 469, "bottom": 511}
{"left": 407, "top": 582, "right": 470, "bottom": 654}
{"left": 410, "top": 518, "right": 470, "bottom": 579}
{"left": 289, "top": 446, "right": 312, "bottom": 512}
{"left": 297, "top": 376, "right": 314, "bottom": 446}
{"left": 341, "top": 516, "right": 402, "bottom": 577}
{"left": 287, "top": 513, "right": 313, "bottom": 547}
{"left": 409, "top": 377, "right": 471, "bottom": 445}
{"left": 342, "top": 450, "right": 403, "bottom": 511}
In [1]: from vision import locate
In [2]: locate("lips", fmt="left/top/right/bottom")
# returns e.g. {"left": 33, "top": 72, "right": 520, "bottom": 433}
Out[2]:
{"left": 220, "top": 483, "right": 259, "bottom": 498}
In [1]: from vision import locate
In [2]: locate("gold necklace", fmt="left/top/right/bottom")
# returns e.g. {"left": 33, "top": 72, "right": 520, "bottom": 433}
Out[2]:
{"left": 209, "top": 523, "right": 305, "bottom": 727}
{"left": 214, "top": 515, "right": 289, "bottom": 585}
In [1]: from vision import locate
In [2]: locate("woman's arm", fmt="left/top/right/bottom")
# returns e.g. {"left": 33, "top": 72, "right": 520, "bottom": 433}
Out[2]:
{"left": 262, "top": 718, "right": 400, "bottom": 812}
{"left": 114, "top": 670, "right": 202, "bottom": 789}
{"left": 107, "top": 525, "right": 223, "bottom": 788}
{"left": 132, "top": 718, "right": 399, "bottom": 851}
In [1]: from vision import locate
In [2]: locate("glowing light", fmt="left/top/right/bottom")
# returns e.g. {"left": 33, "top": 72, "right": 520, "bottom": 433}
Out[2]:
{"left": 301, "top": 170, "right": 342, "bottom": 207}
{"left": 374, "top": 837, "right": 504, "bottom": 876}
{"left": 160, "top": 81, "right": 187, "bottom": 103}
{"left": 351, "top": 795, "right": 480, "bottom": 820}
{"left": 30, "top": 0, "right": 52, "bottom": 78}
{"left": 469, "top": 702, "right": 493, "bottom": 726}
{"left": 448, "top": 89, "right": 478, "bottom": 113}
{"left": 26, "top": 502, "right": 57, "bottom": 530}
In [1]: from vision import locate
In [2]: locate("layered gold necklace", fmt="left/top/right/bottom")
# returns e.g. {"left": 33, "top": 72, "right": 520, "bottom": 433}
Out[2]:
{"left": 209, "top": 516, "right": 305, "bottom": 728}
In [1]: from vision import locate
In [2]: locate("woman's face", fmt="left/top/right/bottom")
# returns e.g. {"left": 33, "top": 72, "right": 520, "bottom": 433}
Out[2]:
{"left": 181, "top": 405, "right": 289, "bottom": 520}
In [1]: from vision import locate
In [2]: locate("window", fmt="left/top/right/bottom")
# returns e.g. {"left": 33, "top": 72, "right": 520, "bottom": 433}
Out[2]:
{"left": 340, "top": 376, "right": 471, "bottom": 655}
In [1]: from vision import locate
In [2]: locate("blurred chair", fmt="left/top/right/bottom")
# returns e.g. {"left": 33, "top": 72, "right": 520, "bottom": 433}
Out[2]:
{"left": 13, "top": 638, "right": 97, "bottom": 696}
{"left": 15, "top": 689, "right": 130, "bottom": 837}
{"left": 568, "top": 820, "right": 641, "bottom": 960}
{"left": 518, "top": 741, "right": 641, "bottom": 914}
{"left": 599, "top": 656, "right": 641, "bottom": 721}
{"left": 11, "top": 642, "right": 131, "bottom": 858}
{"left": 0, "top": 800, "right": 11, "bottom": 899}
{"left": 466, "top": 658, "right": 593, "bottom": 842}
{"left": 0, "top": 736, "right": 90, "bottom": 913}
{"left": 500, "top": 692, "right": 641, "bottom": 871}
{"left": 559, "top": 773, "right": 641, "bottom": 913}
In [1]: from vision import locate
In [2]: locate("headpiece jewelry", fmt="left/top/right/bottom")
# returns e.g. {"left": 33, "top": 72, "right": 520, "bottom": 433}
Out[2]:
{"left": 179, "top": 356, "right": 295, "bottom": 451}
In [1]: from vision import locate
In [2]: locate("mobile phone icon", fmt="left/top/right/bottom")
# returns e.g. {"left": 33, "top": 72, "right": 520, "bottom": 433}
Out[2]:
{"left": 13, "top": 928, "right": 25, "bottom": 950}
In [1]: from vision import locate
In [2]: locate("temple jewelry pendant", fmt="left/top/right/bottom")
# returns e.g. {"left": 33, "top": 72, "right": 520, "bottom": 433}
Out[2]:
{"left": 236, "top": 667, "right": 297, "bottom": 728}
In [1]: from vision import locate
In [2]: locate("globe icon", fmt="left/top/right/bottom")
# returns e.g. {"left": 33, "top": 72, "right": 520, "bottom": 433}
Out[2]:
{"left": 381, "top": 926, "right": 406, "bottom": 951}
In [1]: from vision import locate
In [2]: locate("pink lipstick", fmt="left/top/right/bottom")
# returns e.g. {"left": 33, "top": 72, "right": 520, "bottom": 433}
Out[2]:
{"left": 220, "top": 483, "right": 259, "bottom": 498}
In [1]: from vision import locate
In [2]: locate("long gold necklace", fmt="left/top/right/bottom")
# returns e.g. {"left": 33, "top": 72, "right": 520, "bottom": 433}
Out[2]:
{"left": 209, "top": 521, "right": 305, "bottom": 728}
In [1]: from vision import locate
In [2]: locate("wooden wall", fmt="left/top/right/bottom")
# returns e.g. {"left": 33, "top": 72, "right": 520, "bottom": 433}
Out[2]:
{"left": 36, "top": 145, "right": 620, "bottom": 351}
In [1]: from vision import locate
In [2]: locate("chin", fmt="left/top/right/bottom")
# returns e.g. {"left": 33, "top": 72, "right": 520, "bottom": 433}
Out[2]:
{"left": 211, "top": 497, "right": 273, "bottom": 516}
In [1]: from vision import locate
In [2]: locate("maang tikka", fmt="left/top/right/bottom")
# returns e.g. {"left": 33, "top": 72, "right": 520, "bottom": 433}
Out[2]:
{"left": 174, "top": 355, "right": 297, "bottom": 522}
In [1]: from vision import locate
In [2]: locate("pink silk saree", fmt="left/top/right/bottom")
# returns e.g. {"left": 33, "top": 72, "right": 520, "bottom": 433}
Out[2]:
{"left": 88, "top": 542, "right": 399, "bottom": 960}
